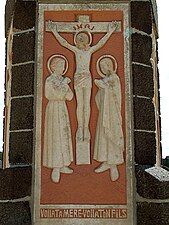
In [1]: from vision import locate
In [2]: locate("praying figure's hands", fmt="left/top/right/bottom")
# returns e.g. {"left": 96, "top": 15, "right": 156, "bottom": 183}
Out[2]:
{"left": 94, "top": 79, "right": 108, "bottom": 90}
{"left": 46, "top": 20, "right": 57, "bottom": 32}
{"left": 108, "top": 21, "right": 118, "bottom": 33}
{"left": 63, "top": 77, "right": 71, "bottom": 84}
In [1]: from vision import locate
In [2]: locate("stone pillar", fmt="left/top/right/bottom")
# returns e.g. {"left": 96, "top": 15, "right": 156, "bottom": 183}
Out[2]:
{"left": 131, "top": 2, "right": 169, "bottom": 224}
{"left": 1, "top": 0, "right": 169, "bottom": 225}
{"left": 0, "top": 1, "right": 36, "bottom": 224}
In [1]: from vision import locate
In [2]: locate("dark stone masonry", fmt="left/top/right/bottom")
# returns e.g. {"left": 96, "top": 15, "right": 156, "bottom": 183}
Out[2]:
{"left": 1, "top": 0, "right": 169, "bottom": 224}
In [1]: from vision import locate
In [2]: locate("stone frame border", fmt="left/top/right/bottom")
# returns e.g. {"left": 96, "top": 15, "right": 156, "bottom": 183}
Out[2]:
{"left": 32, "top": 3, "right": 136, "bottom": 225}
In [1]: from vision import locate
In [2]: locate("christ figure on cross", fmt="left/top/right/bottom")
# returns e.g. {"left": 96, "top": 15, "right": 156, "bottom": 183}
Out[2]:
{"left": 46, "top": 20, "right": 117, "bottom": 162}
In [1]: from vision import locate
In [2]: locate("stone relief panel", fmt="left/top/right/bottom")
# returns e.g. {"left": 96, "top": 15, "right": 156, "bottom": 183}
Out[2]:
{"left": 94, "top": 55, "right": 124, "bottom": 182}
{"left": 43, "top": 54, "right": 74, "bottom": 183}
{"left": 46, "top": 17, "right": 120, "bottom": 165}
{"left": 33, "top": 3, "right": 134, "bottom": 225}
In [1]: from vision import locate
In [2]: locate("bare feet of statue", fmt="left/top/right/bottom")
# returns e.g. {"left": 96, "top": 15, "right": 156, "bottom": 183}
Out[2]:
{"left": 51, "top": 168, "right": 60, "bottom": 183}
{"left": 84, "top": 127, "right": 90, "bottom": 142}
{"left": 94, "top": 162, "right": 110, "bottom": 173}
{"left": 76, "top": 127, "right": 83, "bottom": 141}
{"left": 110, "top": 165, "right": 119, "bottom": 181}
{"left": 60, "top": 166, "right": 73, "bottom": 174}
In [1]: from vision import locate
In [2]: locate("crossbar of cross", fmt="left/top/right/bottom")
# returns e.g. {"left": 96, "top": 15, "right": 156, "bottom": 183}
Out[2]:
{"left": 46, "top": 15, "right": 121, "bottom": 33}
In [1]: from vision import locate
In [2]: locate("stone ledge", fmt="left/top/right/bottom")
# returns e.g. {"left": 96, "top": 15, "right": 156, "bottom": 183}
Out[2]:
{"left": 137, "top": 202, "right": 169, "bottom": 225}
{"left": 0, "top": 166, "right": 32, "bottom": 200}
{"left": 136, "top": 165, "right": 169, "bottom": 199}
{"left": 37, "top": 0, "right": 152, "bottom": 3}
{"left": 0, "top": 201, "right": 31, "bottom": 225}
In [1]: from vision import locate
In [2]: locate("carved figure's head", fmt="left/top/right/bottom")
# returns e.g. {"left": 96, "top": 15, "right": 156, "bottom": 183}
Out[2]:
{"left": 47, "top": 54, "right": 68, "bottom": 75}
{"left": 97, "top": 55, "right": 118, "bottom": 78}
{"left": 50, "top": 58, "right": 65, "bottom": 75}
{"left": 100, "top": 58, "right": 114, "bottom": 75}
{"left": 74, "top": 31, "right": 92, "bottom": 49}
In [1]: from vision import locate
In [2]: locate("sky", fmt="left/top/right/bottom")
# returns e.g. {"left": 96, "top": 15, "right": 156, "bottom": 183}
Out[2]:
{"left": 0, "top": 0, "right": 168, "bottom": 158}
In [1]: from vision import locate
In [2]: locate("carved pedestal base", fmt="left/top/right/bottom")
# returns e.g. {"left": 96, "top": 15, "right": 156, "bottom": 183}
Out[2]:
{"left": 76, "top": 141, "right": 90, "bottom": 165}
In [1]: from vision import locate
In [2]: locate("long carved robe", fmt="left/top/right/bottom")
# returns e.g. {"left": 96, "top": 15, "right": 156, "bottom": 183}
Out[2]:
{"left": 43, "top": 74, "right": 73, "bottom": 168}
{"left": 94, "top": 73, "right": 124, "bottom": 165}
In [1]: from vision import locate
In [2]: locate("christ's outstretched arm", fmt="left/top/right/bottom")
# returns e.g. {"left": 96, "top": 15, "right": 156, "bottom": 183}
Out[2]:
{"left": 46, "top": 20, "right": 76, "bottom": 52}
{"left": 90, "top": 21, "right": 118, "bottom": 53}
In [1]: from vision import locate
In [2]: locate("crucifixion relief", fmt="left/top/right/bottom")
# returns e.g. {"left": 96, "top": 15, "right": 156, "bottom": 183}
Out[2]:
{"left": 46, "top": 15, "right": 122, "bottom": 165}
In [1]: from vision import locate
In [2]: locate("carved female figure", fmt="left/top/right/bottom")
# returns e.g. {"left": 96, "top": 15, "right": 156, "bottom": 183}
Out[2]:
{"left": 94, "top": 55, "right": 124, "bottom": 182}
{"left": 43, "top": 54, "right": 74, "bottom": 183}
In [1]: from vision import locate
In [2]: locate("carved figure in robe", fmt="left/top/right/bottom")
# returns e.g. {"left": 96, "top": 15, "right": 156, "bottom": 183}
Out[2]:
{"left": 43, "top": 54, "right": 74, "bottom": 183}
{"left": 94, "top": 55, "right": 124, "bottom": 182}
{"left": 46, "top": 21, "right": 118, "bottom": 144}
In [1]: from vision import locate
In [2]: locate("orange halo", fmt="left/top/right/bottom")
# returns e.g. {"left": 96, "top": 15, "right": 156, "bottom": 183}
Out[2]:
{"left": 96, "top": 54, "right": 118, "bottom": 78}
{"left": 47, "top": 54, "right": 69, "bottom": 75}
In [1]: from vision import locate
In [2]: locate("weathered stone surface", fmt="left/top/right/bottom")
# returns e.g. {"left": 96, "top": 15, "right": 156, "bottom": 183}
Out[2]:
{"left": 132, "top": 64, "right": 154, "bottom": 98}
{"left": 12, "top": 31, "right": 35, "bottom": 64}
{"left": 131, "top": 1, "right": 152, "bottom": 35}
{"left": 9, "top": 131, "right": 33, "bottom": 165}
{"left": 10, "top": 97, "right": 34, "bottom": 130}
{"left": 151, "top": 0, "right": 158, "bottom": 33}
{"left": 13, "top": 1, "right": 36, "bottom": 31}
{"left": 132, "top": 33, "right": 152, "bottom": 66}
{"left": 137, "top": 202, "right": 169, "bottom": 225}
{"left": 134, "top": 131, "right": 156, "bottom": 165}
{"left": 0, "top": 202, "right": 31, "bottom": 225}
{"left": 5, "top": 0, "right": 15, "bottom": 37}
{"left": 133, "top": 97, "right": 155, "bottom": 131}
{"left": 0, "top": 166, "right": 32, "bottom": 200}
{"left": 136, "top": 165, "right": 169, "bottom": 199}
{"left": 11, "top": 63, "right": 34, "bottom": 97}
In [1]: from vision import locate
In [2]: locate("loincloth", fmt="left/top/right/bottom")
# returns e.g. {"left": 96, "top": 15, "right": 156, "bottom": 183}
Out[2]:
{"left": 74, "top": 72, "right": 92, "bottom": 89}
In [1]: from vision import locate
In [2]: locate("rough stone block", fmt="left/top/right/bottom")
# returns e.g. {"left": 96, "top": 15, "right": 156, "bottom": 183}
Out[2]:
{"left": 12, "top": 166, "right": 32, "bottom": 199}
{"left": 133, "top": 97, "right": 155, "bottom": 131}
{"left": 132, "top": 33, "right": 152, "bottom": 66}
{"left": 11, "top": 63, "right": 34, "bottom": 97}
{"left": 10, "top": 97, "right": 34, "bottom": 131}
{"left": 0, "top": 202, "right": 31, "bottom": 225}
{"left": 0, "top": 168, "right": 12, "bottom": 200}
{"left": 0, "top": 166, "right": 32, "bottom": 200}
{"left": 13, "top": 1, "right": 36, "bottom": 31}
{"left": 12, "top": 31, "right": 35, "bottom": 64}
{"left": 9, "top": 131, "right": 33, "bottom": 165}
{"left": 136, "top": 165, "right": 169, "bottom": 199}
{"left": 134, "top": 131, "right": 156, "bottom": 165}
{"left": 132, "top": 64, "right": 154, "bottom": 98}
{"left": 137, "top": 202, "right": 169, "bottom": 225}
{"left": 131, "top": 1, "right": 152, "bottom": 35}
